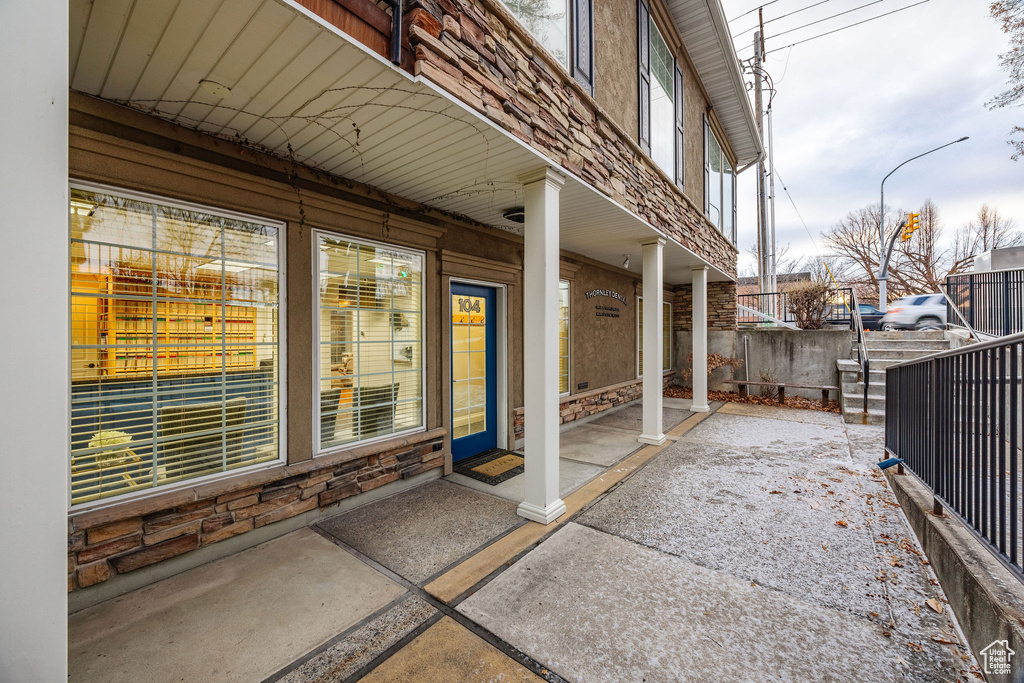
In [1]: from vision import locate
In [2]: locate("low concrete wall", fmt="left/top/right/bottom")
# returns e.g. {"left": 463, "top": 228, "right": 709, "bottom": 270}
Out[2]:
{"left": 674, "top": 328, "right": 852, "bottom": 400}
{"left": 886, "top": 469, "right": 1024, "bottom": 681}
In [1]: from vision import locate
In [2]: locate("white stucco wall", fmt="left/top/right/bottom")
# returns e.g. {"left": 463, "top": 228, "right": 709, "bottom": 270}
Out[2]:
{"left": 0, "top": 1, "right": 70, "bottom": 679}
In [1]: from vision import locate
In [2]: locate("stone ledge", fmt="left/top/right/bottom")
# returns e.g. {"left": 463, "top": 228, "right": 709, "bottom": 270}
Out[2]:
{"left": 67, "top": 430, "right": 446, "bottom": 592}
{"left": 885, "top": 467, "right": 1024, "bottom": 681}
{"left": 70, "top": 427, "right": 446, "bottom": 531}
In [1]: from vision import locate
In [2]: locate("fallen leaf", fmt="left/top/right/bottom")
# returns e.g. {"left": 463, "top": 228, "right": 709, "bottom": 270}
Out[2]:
{"left": 926, "top": 599, "right": 943, "bottom": 614}
{"left": 907, "top": 641, "right": 924, "bottom": 652}
{"left": 769, "top": 490, "right": 783, "bottom": 494}
{"left": 836, "top": 520, "right": 849, "bottom": 527}
{"left": 821, "top": 544, "right": 828, "bottom": 551}
{"left": 931, "top": 636, "right": 959, "bottom": 645}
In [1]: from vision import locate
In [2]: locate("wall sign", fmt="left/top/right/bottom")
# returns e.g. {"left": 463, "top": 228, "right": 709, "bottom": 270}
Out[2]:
{"left": 585, "top": 289, "right": 628, "bottom": 305}
{"left": 595, "top": 305, "right": 619, "bottom": 318}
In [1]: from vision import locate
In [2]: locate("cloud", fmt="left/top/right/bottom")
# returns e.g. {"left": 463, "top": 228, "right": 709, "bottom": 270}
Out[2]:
{"left": 725, "top": 0, "right": 1023, "bottom": 273}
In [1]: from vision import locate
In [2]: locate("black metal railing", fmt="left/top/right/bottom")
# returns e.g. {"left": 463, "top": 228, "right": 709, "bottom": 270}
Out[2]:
{"left": 945, "top": 269, "right": 1024, "bottom": 337}
{"left": 886, "top": 332, "right": 1024, "bottom": 578}
{"left": 848, "top": 289, "right": 871, "bottom": 413}
{"left": 737, "top": 287, "right": 853, "bottom": 327}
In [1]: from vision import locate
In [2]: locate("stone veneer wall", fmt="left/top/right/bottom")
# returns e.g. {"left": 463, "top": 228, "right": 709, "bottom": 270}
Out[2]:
{"left": 513, "top": 372, "right": 674, "bottom": 440}
{"left": 402, "top": 0, "right": 737, "bottom": 277}
{"left": 672, "top": 281, "right": 737, "bottom": 332}
{"left": 68, "top": 435, "right": 443, "bottom": 592}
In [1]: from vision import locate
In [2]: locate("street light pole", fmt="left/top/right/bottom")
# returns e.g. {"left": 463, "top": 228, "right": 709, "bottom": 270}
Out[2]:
{"left": 877, "top": 136, "right": 969, "bottom": 312}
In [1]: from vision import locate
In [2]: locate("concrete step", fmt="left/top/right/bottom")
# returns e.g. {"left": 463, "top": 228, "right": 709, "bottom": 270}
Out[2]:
{"left": 843, "top": 393, "right": 886, "bottom": 411}
{"left": 869, "top": 348, "right": 946, "bottom": 361}
{"left": 863, "top": 339, "right": 950, "bottom": 351}
{"left": 840, "top": 381, "right": 886, "bottom": 397}
{"left": 865, "top": 330, "right": 946, "bottom": 340}
{"left": 837, "top": 359, "right": 889, "bottom": 379}
{"left": 841, "top": 407, "right": 886, "bottom": 425}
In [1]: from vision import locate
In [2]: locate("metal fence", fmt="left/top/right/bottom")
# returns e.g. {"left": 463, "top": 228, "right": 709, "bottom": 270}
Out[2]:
{"left": 886, "top": 332, "right": 1024, "bottom": 578}
{"left": 945, "top": 269, "right": 1024, "bottom": 337}
{"left": 737, "top": 287, "right": 852, "bottom": 327}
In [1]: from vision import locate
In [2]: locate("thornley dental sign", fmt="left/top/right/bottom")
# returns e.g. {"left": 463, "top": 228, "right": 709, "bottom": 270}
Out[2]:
{"left": 585, "top": 289, "right": 628, "bottom": 305}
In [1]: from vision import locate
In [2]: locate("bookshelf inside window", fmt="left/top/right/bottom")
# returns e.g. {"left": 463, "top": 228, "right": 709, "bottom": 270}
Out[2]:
{"left": 99, "top": 274, "right": 259, "bottom": 378}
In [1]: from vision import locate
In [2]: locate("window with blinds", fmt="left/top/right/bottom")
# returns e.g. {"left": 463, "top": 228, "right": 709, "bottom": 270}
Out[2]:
{"left": 316, "top": 234, "right": 424, "bottom": 453}
{"left": 559, "top": 280, "right": 570, "bottom": 394}
{"left": 637, "top": 298, "right": 672, "bottom": 376}
{"left": 69, "top": 186, "right": 281, "bottom": 506}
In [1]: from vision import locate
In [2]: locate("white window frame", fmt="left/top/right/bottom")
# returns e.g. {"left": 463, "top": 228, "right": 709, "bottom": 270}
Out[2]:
{"left": 636, "top": 296, "right": 672, "bottom": 377}
{"left": 68, "top": 180, "right": 287, "bottom": 512}
{"left": 312, "top": 230, "right": 427, "bottom": 458}
{"left": 705, "top": 126, "right": 736, "bottom": 243}
{"left": 647, "top": 17, "right": 675, "bottom": 176}
{"left": 559, "top": 279, "right": 571, "bottom": 396}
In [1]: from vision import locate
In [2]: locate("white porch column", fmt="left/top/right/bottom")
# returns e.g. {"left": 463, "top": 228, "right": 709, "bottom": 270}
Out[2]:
{"left": 0, "top": 0, "right": 69, "bottom": 679}
{"left": 691, "top": 266, "right": 710, "bottom": 412}
{"left": 517, "top": 167, "right": 567, "bottom": 525}
{"left": 639, "top": 238, "right": 666, "bottom": 445}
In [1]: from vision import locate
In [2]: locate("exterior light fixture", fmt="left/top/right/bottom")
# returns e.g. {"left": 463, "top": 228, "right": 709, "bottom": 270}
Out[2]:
{"left": 622, "top": 254, "right": 630, "bottom": 269}
{"left": 502, "top": 207, "right": 525, "bottom": 224}
{"left": 199, "top": 79, "right": 232, "bottom": 99}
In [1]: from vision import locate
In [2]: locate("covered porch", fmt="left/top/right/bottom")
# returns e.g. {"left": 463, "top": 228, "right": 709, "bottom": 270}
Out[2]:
{"left": 65, "top": 0, "right": 732, "bottom": 524}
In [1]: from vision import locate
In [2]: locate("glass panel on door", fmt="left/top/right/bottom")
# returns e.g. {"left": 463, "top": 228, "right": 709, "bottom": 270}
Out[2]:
{"left": 451, "top": 285, "right": 497, "bottom": 460}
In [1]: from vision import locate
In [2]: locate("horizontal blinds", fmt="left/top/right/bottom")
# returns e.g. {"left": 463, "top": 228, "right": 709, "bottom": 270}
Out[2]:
{"left": 70, "top": 188, "right": 280, "bottom": 505}
{"left": 317, "top": 235, "right": 425, "bottom": 452}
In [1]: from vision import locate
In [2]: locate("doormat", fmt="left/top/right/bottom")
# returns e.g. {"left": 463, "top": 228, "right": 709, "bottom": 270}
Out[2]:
{"left": 453, "top": 449, "right": 525, "bottom": 485}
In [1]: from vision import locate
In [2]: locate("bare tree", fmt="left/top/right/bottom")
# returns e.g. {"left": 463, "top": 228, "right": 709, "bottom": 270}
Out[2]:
{"left": 959, "top": 203, "right": 1023, "bottom": 252}
{"left": 821, "top": 203, "right": 908, "bottom": 299}
{"left": 826, "top": 200, "right": 1022, "bottom": 300}
{"left": 893, "top": 199, "right": 948, "bottom": 293}
{"left": 988, "top": 0, "right": 1024, "bottom": 160}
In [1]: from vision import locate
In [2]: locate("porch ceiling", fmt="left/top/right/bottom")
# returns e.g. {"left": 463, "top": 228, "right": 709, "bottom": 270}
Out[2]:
{"left": 69, "top": 0, "right": 731, "bottom": 284}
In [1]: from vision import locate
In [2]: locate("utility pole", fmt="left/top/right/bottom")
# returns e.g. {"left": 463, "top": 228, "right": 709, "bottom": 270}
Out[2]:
{"left": 767, "top": 102, "right": 777, "bottom": 293}
{"left": 754, "top": 21, "right": 770, "bottom": 296}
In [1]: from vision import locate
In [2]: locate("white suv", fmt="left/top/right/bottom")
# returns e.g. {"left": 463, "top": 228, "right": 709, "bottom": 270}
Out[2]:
{"left": 879, "top": 293, "right": 947, "bottom": 331}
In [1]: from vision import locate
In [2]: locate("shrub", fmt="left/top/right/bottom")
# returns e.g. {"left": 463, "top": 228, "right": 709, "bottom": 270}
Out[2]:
{"left": 678, "top": 352, "right": 744, "bottom": 381}
{"left": 758, "top": 367, "right": 780, "bottom": 398}
{"left": 786, "top": 281, "right": 833, "bottom": 330}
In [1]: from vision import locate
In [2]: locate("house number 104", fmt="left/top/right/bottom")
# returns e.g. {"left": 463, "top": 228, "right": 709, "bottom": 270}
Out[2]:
{"left": 458, "top": 298, "right": 481, "bottom": 313}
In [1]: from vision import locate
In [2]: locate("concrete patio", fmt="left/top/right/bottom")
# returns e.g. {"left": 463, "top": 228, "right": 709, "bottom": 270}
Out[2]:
{"left": 68, "top": 401, "right": 980, "bottom": 682}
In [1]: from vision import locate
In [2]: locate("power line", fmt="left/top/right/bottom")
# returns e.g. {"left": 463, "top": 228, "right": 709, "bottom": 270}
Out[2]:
{"left": 767, "top": 0, "right": 931, "bottom": 52}
{"left": 736, "top": 0, "right": 931, "bottom": 53}
{"left": 732, "top": 0, "right": 834, "bottom": 39}
{"left": 728, "top": 0, "right": 782, "bottom": 24}
{"left": 772, "top": 164, "right": 821, "bottom": 253}
{"left": 770, "top": 0, "right": 890, "bottom": 40}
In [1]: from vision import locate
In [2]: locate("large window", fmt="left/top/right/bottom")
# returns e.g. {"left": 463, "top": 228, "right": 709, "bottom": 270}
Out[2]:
{"left": 639, "top": 1, "right": 684, "bottom": 185}
{"left": 559, "top": 280, "right": 570, "bottom": 394}
{"left": 501, "top": 0, "right": 594, "bottom": 93}
{"left": 704, "top": 119, "right": 736, "bottom": 243}
{"left": 69, "top": 186, "right": 281, "bottom": 506}
{"left": 648, "top": 20, "right": 675, "bottom": 174}
{"left": 503, "top": 0, "right": 569, "bottom": 66}
{"left": 316, "top": 234, "right": 424, "bottom": 453}
{"left": 637, "top": 298, "right": 672, "bottom": 376}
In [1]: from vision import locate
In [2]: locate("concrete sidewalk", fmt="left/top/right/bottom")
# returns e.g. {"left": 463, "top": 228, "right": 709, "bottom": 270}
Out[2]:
{"left": 68, "top": 403, "right": 980, "bottom": 682}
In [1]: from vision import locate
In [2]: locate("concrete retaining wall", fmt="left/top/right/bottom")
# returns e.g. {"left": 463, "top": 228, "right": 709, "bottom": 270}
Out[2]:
{"left": 886, "top": 469, "right": 1024, "bottom": 681}
{"left": 674, "top": 328, "right": 852, "bottom": 400}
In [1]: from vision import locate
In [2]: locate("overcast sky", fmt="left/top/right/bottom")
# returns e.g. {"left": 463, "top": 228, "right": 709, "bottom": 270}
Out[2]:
{"left": 720, "top": 0, "right": 1023, "bottom": 278}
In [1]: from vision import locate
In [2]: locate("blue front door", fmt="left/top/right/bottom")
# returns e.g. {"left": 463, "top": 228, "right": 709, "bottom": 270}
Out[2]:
{"left": 451, "top": 283, "right": 497, "bottom": 462}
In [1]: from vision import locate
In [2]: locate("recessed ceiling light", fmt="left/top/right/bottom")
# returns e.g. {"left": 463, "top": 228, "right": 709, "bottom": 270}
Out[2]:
{"left": 199, "top": 79, "right": 232, "bottom": 99}
{"left": 502, "top": 207, "right": 525, "bottom": 224}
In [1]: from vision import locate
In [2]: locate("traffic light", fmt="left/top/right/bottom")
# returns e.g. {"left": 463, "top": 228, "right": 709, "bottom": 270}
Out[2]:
{"left": 901, "top": 212, "right": 921, "bottom": 242}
